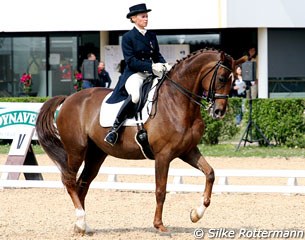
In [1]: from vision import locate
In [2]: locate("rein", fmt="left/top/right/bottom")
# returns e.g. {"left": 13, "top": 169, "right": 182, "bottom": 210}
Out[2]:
{"left": 148, "top": 60, "right": 232, "bottom": 118}
{"left": 165, "top": 61, "right": 231, "bottom": 109}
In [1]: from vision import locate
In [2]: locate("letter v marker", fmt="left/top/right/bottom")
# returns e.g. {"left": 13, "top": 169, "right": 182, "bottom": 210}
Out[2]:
{"left": 17, "top": 134, "right": 26, "bottom": 149}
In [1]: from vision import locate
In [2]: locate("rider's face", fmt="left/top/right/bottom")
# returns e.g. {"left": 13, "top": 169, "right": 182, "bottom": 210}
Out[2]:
{"left": 132, "top": 13, "right": 148, "bottom": 29}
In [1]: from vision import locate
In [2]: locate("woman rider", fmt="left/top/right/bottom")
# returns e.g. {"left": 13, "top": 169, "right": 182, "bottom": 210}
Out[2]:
{"left": 104, "top": 3, "right": 171, "bottom": 146}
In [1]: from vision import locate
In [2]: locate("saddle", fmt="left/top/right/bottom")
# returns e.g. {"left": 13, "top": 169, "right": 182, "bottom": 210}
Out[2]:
{"left": 100, "top": 75, "right": 159, "bottom": 160}
{"left": 135, "top": 75, "right": 155, "bottom": 115}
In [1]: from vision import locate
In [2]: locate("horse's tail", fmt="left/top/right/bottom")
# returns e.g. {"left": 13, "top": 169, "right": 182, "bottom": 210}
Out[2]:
{"left": 36, "top": 95, "right": 73, "bottom": 187}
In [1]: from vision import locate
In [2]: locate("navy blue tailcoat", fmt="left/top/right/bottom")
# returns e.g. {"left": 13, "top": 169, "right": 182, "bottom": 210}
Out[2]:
{"left": 107, "top": 27, "right": 166, "bottom": 103}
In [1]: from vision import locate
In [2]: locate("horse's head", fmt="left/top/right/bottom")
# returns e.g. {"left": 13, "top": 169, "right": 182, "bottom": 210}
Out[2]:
{"left": 162, "top": 49, "right": 242, "bottom": 120}
{"left": 202, "top": 51, "right": 233, "bottom": 119}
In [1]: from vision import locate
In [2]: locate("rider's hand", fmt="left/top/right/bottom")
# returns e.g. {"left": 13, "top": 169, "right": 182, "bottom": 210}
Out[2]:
{"left": 152, "top": 63, "right": 165, "bottom": 77}
{"left": 163, "top": 63, "right": 172, "bottom": 71}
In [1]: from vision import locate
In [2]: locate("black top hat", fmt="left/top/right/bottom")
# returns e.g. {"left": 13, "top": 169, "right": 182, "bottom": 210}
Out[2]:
{"left": 126, "top": 3, "right": 151, "bottom": 18}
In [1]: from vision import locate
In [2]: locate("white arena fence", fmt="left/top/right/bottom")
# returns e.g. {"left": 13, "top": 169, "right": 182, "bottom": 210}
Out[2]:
{"left": 1, "top": 165, "right": 305, "bottom": 194}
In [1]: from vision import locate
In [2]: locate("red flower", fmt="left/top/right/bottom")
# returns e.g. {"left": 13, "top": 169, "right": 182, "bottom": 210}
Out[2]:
{"left": 75, "top": 73, "right": 82, "bottom": 81}
{"left": 73, "top": 71, "right": 83, "bottom": 92}
{"left": 20, "top": 73, "right": 32, "bottom": 83}
{"left": 20, "top": 73, "right": 32, "bottom": 94}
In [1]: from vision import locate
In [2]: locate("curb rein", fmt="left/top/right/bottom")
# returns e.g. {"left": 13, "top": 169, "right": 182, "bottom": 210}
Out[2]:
{"left": 148, "top": 60, "right": 232, "bottom": 118}
{"left": 166, "top": 60, "right": 232, "bottom": 109}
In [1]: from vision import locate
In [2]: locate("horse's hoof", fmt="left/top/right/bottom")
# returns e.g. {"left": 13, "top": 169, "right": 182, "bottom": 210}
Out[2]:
{"left": 74, "top": 224, "right": 94, "bottom": 236}
{"left": 154, "top": 224, "right": 168, "bottom": 232}
{"left": 155, "top": 226, "right": 171, "bottom": 237}
{"left": 190, "top": 208, "right": 200, "bottom": 223}
{"left": 74, "top": 224, "right": 86, "bottom": 236}
{"left": 85, "top": 225, "right": 94, "bottom": 236}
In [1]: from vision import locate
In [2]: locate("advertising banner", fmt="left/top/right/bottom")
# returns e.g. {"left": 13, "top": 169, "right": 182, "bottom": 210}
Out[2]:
{"left": 0, "top": 103, "right": 43, "bottom": 140}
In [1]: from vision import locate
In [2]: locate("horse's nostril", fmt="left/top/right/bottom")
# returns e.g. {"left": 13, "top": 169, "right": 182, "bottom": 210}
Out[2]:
{"left": 214, "top": 109, "right": 221, "bottom": 116}
{"left": 214, "top": 109, "right": 225, "bottom": 118}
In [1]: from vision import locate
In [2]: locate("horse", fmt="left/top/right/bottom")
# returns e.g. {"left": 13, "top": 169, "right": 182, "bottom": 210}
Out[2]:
{"left": 36, "top": 49, "right": 245, "bottom": 235}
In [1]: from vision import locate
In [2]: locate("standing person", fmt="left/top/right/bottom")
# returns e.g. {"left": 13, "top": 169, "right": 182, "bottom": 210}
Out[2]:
{"left": 230, "top": 65, "right": 246, "bottom": 125}
{"left": 104, "top": 3, "right": 171, "bottom": 146}
{"left": 81, "top": 53, "right": 98, "bottom": 89}
{"left": 241, "top": 47, "right": 257, "bottom": 99}
{"left": 248, "top": 47, "right": 258, "bottom": 99}
{"left": 231, "top": 65, "right": 246, "bottom": 98}
{"left": 97, "top": 61, "right": 112, "bottom": 88}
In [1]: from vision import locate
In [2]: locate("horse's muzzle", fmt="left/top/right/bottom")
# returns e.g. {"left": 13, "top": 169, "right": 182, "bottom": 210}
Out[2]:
{"left": 209, "top": 103, "right": 227, "bottom": 119}
{"left": 212, "top": 108, "right": 226, "bottom": 119}
{"left": 207, "top": 93, "right": 229, "bottom": 119}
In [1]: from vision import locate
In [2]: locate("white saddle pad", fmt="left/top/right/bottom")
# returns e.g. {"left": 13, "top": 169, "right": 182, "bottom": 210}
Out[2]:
{"left": 100, "top": 78, "right": 158, "bottom": 127}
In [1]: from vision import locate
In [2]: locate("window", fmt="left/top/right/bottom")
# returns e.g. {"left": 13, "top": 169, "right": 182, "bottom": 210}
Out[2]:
{"left": 0, "top": 37, "right": 46, "bottom": 97}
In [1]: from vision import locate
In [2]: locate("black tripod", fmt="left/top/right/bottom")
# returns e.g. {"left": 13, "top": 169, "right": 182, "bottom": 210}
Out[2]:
{"left": 236, "top": 88, "right": 270, "bottom": 151}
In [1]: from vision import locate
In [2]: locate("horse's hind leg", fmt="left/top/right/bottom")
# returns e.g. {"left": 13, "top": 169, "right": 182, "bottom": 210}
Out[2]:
{"left": 181, "top": 147, "right": 215, "bottom": 223}
{"left": 74, "top": 145, "right": 107, "bottom": 235}
{"left": 60, "top": 152, "right": 87, "bottom": 235}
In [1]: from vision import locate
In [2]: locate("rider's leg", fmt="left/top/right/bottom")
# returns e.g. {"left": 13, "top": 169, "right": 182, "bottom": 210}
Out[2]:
{"left": 104, "top": 73, "right": 147, "bottom": 146}
{"left": 104, "top": 95, "right": 135, "bottom": 145}
{"left": 125, "top": 72, "right": 148, "bottom": 104}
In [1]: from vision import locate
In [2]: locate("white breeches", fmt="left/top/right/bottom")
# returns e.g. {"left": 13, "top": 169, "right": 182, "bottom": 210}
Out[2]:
{"left": 125, "top": 72, "right": 150, "bottom": 104}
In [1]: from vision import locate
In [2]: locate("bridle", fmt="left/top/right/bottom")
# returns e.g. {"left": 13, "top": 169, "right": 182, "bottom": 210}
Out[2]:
{"left": 162, "top": 60, "right": 232, "bottom": 109}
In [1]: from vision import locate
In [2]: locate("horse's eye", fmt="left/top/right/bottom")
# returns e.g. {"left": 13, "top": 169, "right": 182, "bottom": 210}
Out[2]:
{"left": 218, "top": 76, "right": 227, "bottom": 83}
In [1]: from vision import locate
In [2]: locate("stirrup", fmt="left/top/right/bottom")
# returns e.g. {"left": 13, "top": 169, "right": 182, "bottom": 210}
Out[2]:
{"left": 104, "top": 131, "right": 118, "bottom": 146}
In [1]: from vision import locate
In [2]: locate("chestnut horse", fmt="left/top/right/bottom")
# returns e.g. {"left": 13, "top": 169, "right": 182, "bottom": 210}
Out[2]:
{"left": 36, "top": 49, "right": 242, "bottom": 235}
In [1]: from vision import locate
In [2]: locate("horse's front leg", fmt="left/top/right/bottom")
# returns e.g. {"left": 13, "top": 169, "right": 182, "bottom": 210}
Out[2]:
{"left": 181, "top": 147, "right": 215, "bottom": 223}
{"left": 153, "top": 158, "right": 170, "bottom": 232}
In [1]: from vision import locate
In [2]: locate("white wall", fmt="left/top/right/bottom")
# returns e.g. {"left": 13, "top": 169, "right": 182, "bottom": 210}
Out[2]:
{"left": 257, "top": 28, "right": 268, "bottom": 99}
{"left": 0, "top": 0, "right": 222, "bottom": 31}
{"left": 2, "top": 0, "right": 305, "bottom": 32}
{"left": 227, "top": 0, "right": 305, "bottom": 28}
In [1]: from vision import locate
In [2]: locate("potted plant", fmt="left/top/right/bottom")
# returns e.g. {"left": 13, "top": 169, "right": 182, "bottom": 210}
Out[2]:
{"left": 20, "top": 73, "right": 32, "bottom": 95}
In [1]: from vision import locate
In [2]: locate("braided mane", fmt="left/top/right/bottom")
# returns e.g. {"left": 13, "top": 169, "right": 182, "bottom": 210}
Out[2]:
{"left": 171, "top": 48, "right": 232, "bottom": 70}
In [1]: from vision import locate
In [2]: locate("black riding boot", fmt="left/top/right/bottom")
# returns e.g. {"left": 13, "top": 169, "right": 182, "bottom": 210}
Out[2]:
{"left": 104, "top": 96, "right": 136, "bottom": 146}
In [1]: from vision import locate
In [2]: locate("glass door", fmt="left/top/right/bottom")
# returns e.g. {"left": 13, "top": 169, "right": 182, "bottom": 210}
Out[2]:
{"left": 48, "top": 36, "right": 78, "bottom": 96}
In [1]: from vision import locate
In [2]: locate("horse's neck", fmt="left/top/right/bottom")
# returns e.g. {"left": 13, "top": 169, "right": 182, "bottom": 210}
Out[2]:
{"left": 159, "top": 53, "right": 218, "bottom": 119}
{"left": 169, "top": 54, "right": 215, "bottom": 97}
{"left": 159, "top": 72, "right": 202, "bottom": 120}
{"left": 176, "top": 52, "right": 217, "bottom": 83}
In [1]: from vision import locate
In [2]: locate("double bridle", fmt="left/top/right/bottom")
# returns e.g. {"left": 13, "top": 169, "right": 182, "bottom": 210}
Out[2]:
{"left": 148, "top": 60, "right": 232, "bottom": 118}
{"left": 163, "top": 60, "right": 232, "bottom": 109}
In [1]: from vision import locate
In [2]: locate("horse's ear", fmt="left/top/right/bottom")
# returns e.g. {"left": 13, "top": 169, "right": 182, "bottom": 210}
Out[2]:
{"left": 231, "top": 55, "right": 249, "bottom": 72}
{"left": 234, "top": 55, "right": 248, "bottom": 67}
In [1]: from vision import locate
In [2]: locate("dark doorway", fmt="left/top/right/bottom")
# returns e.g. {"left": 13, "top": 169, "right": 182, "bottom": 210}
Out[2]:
{"left": 220, "top": 28, "right": 257, "bottom": 59}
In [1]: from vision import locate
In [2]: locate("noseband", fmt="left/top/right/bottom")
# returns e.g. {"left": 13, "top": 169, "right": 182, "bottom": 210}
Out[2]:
{"left": 164, "top": 60, "right": 232, "bottom": 109}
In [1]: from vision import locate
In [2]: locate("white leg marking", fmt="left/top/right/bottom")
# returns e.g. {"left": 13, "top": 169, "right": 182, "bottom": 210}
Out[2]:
{"left": 75, "top": 208, "right": 86, "bottom": 231}
{"left": 196, "top": 197, "right": 206, "bottom": 219}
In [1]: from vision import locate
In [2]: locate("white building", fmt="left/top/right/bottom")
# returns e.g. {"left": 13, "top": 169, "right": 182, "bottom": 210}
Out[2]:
{"left": 1, "top": 0, "right": 304, "bottom": 98}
